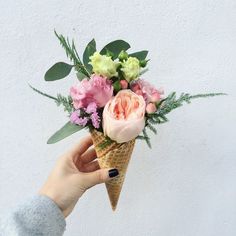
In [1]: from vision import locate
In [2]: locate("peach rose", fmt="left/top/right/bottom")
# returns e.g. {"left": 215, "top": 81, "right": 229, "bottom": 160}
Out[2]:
{"left": 102, "top": 90, "right": 146, "bottom": 143}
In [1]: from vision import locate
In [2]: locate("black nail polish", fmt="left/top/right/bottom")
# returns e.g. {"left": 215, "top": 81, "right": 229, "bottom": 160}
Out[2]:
{"left": 109, "top": 168, "right": 119, "bottom": 178}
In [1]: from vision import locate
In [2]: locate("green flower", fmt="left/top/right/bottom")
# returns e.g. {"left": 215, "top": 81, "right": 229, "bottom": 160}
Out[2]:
{"left": 121, "top": 57, "right": 140, "bottom": 82}
{"left": 89, "top": 52, "right": 119, "bottom": 78}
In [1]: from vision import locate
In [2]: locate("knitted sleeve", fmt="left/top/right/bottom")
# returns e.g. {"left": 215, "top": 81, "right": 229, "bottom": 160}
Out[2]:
{"left": 0, "top": 195, "right": 66, "bottom": 236}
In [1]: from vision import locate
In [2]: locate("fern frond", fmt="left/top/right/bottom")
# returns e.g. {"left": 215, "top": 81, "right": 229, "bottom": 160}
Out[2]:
{"left": 189, "top": 93, "right": 227, "bottom": 100}
{"left": 54, "top": 30, "right": 90, "bottom": 77}
{"left": 146, "top": 113, "right": 168, "bottom": 125}
{"left": 142, "top": 92, "right": 226, "bottom": 147}
{"left": 158, "top": 92, "right": 227, "bottom": 116}
{"left": 136, "top": 135, "right": 147, "bottom": 140}
{"left": 146, "top": 122, "right": 157, "bottom": 134}
{"left": 29, "top": 84, "right": 57, "bottom": 100}
{"left": 142, "top": 128, "right": 152, "bottom": 148}
{"left": 29, "top": 84, "right": 73, "bottom": 114}
{"left": 54, "top": 30, "right": 80, "bottom": 64}
{"left": 55, "top": 94, "right": 74, "bottom": 114}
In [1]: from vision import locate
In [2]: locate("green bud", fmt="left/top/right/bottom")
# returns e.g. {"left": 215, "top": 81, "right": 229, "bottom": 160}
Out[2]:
{"left": 118, "top": 50, "right": 128, "bottom": 61}
{"left": 139, "top": 60, "right": 147, "bottom": 68}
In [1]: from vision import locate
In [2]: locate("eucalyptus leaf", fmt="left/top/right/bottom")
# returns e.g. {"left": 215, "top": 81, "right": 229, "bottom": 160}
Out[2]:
{"left": 83, "top": 39, "right": 96, "bottom": 73}
{"left": 100, "top": 40, "right": 130, "bottom": 59}
{"left": 45, "top": 62, "right": 73, "bottom": 81}
{"left": 47, "top": 122, "right": 84, "bottom": 144}
{"left": 76, "top": 71, "right": 87, "bottom": 81}
{"left": 129, "top": 50, "right": 148, "bottom": 60}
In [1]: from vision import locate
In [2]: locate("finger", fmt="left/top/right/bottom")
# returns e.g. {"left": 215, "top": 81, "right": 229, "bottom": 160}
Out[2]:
{"left": 74, "top": 148, "right": 97, "bottom": 169}
{"left": 80, "top": 161, "right": 100, "bottom": 173}
{"left": 70, "top": 135, "right": 93, "bottom": 158}
{"left": 80, "top": 148, "right": 97, "bottom": 164}
{"left": 82, "top": 168, "right": 119, "bottom": 189}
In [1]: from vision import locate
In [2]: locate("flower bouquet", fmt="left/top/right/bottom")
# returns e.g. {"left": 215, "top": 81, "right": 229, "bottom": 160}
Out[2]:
{"left": 30, "top": 31, "right": 225, "bottom": 210}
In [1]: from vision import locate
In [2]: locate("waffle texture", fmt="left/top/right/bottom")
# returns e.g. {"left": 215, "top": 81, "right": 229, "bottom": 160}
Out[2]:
{"left": 90, "top": 129, "right": 135, "bottom": 210}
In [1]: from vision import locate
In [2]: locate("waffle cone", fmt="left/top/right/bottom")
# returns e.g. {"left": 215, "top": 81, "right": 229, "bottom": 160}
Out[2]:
{"left": 90, "top": 129, "right": 135, "bottom": 210}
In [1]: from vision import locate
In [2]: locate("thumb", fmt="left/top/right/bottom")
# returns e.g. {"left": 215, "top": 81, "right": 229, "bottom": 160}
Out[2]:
{"left": 83, "top": 168, "right": 119, "bottom": 189}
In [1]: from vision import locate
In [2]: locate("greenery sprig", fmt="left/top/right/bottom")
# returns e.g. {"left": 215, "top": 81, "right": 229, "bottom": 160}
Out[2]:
{"left": 54, "top": 30, "right": 90, "bottom": 78}
{"left": 55, "top": 94, "right": 74, "bottom": 114}
{"left": 137, "top": 128, "right": 152, "bottom": 148}
{"left": 29, "top": 84, "right": 73, "bottom": 115}
{"left": 157, "top": 92, "right": 226, "bottom": 116}
{"left": 139, "top": 92, "right": 227, "bottom": 148}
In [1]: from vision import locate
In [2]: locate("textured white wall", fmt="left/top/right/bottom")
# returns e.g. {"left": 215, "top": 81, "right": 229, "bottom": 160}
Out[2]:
{"left": 0, "top": 0, "right": 236, "bottom": 235}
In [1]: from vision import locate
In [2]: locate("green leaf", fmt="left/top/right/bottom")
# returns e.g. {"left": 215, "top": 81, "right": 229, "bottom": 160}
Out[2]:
{"left": 129, "top": 50, "right": 148, "bottom": 60}
{"left": 113, "top": 80, "right": 121, "bottom": 92}
{"left": 45, "top": 62, "right": 73, "bottom": 81}
{"left": 140, "top": 68, "right": 149, "bottom": 76}
{"left": 83, "top": 39, "right": 96, "bottom": 73}
{"left": 100, "top": 40, "right": 130, "bottom": 59}
{"left": 29, "top": 84, "right": 57, "bottom": 101}
{"left": 47, "top": 122, "right": 84, "bottom": 144}
{"left": 76, "top": 71, "right": 87, "bottom": 81}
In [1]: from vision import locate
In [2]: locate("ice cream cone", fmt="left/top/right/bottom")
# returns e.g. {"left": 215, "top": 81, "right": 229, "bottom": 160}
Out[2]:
{"left": 90, "top": 129, "right": 135, "bottom": 210}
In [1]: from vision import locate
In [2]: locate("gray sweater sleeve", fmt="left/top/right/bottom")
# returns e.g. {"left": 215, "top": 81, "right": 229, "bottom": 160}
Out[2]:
{"left": 0, "top": 195, "right": 66, "bottom": 236}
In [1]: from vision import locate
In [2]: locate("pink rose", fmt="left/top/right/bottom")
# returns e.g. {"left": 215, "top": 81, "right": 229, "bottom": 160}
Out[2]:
{"left": 119, "top": 79, "right": 128, "bottom": 89}
{"left": 70, "top": 74, "right": 113, "bottom": 109}
{"left": 103, "top": 90, "right": 146, "bottom": 143}
{"left": 131, "top": 79, "right": 163, "bottom": 104}
{"left": 146, "top": 103, "right": 157, "bottom": 114}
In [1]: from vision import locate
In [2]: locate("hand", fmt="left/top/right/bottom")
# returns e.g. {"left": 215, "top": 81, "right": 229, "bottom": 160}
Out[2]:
{"left": 39, "top": 135, "right": 119, "bottom": 217}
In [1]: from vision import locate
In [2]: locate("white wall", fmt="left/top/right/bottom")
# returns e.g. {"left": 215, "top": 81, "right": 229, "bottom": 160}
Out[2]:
{"left": 0, "top": 1, "right": 236, "bottom": 235}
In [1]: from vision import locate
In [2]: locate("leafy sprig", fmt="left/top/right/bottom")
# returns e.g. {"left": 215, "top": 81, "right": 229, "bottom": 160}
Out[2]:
{"left": 29, "top": 83, "right": 57, "bottom": 101}
{"left": 54, "top": 30, "right": 90, "bottom": 77}
{"left": 136, "top": 128, "right": 152, "bottom": 148}
{"left": 157, "top": 92, "right": 226, "bottom": 117}
{"left": 29, "top": 84, "right": 73, "bottom": 115}
{"left": 139, "top": 92, "right": 227, "bottom": 148}
{"left": 55, "top": 94, "right": 74, "bottom": 114}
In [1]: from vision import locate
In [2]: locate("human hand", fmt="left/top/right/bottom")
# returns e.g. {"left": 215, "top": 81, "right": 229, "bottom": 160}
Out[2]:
{"left": 39, "top": 135, "right": 119, "bottom": 217}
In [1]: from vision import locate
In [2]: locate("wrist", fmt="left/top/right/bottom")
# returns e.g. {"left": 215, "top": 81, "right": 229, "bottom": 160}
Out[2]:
{"left": 39, "top": 187, "right": 66, "bottom": 217}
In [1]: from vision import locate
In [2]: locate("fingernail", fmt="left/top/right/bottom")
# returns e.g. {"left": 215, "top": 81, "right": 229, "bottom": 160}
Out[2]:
{"left": 109, "top": 169, "right": 119, "bottom": 178}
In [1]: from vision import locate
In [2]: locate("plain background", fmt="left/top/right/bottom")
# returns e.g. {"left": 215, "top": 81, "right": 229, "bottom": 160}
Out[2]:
{"left": 0, "top": 1, "right": 236, "bottom": 235}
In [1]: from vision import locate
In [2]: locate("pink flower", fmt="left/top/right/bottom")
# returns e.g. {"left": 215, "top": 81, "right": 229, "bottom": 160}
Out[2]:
{"left": 146, "top": 103, "right": 157, "bottom": 114}
{"left": 131, "top": 79, "right": 163, "bottom": 104}
{"left": 70, "top": 111, "right": 89, "bottom": 126}
{"left": 86, "top": 102, "right": 97, "bottom": 114}
{"left": 103, "top": 90, "right": 146, "bottom": 143}
{"left": 70, "top": 74, "right": 113, "bottom": 109}
{"left": 120, "top": 80, "right": 128, "bottom": 89}
{"left": 70, "top": 111, "right": 79, "bottom": 123}
{"left": 70, "top": 101, "right": 101, "bottom": 129}
{"left": 91, "top": 112, "right": 100, "bottom": 129}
